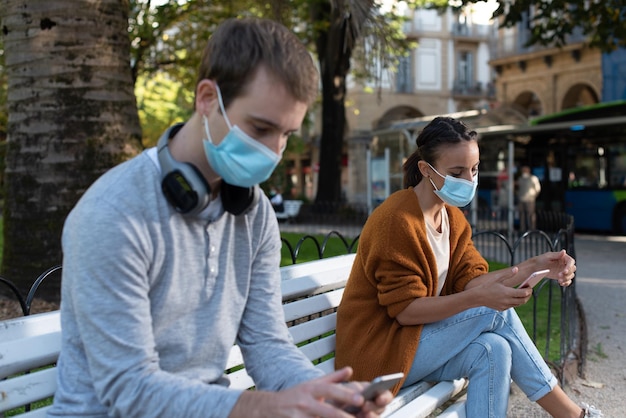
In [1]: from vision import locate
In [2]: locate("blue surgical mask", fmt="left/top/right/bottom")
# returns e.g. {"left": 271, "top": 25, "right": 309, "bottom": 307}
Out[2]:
{"left": 427, "top": 163, "right": 478, "bottom": 207}
{"left": 203, "top": 84, "right": 281, "bottom": 188}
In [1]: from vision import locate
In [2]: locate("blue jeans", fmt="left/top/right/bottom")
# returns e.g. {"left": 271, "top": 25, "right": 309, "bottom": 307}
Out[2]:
{"left": 402, "top": 307, "right": 557, "bottom": 417}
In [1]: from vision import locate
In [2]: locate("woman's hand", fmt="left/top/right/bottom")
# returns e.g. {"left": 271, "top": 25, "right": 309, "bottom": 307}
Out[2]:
{"left": 472, "top": 267, "right": 534, "bottom": 311}
{"left": 537, "top": 249, "right": 576, "bottom": 287}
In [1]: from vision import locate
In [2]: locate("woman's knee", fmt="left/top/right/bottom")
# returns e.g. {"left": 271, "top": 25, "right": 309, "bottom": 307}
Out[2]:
{"left": 470, "top": 333, "right": 512, "bottom": 371}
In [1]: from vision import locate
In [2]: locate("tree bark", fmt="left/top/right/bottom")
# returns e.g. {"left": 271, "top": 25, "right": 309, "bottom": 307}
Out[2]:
{"left": 313, "top": 2, "right": 351, "bottom": 204}
{"left": 1, "top": 0, "right": 142, "bottom": 298}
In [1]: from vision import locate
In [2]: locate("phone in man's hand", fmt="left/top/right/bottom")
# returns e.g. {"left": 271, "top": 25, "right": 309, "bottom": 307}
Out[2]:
{"left": 344, "top": 372, "right": 404, "bottom": 413}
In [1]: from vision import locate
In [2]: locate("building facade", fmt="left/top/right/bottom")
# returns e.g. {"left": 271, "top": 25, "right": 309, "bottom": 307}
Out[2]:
{"left": 490, "top": 23, "right": 602, "bottom": 116}
{"left": 342, "top": 3, "right": 500, "bottom": 205}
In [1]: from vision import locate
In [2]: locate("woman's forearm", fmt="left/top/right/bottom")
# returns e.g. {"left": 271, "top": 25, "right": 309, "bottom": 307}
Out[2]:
{"left": 395, "top": 289, "right": 482, "bottom": 325}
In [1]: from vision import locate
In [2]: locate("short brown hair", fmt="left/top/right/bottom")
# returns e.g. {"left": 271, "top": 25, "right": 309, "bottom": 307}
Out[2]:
{"left": 197, "top": 18, "right": 319, "bottom": 107}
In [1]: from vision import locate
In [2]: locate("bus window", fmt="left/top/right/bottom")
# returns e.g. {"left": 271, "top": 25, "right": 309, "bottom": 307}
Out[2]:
{"left": 609, "top": 144, "right": 626, "bottom": 188}
{"left": 569, "top": 147, "right": 600, "bottom": 189}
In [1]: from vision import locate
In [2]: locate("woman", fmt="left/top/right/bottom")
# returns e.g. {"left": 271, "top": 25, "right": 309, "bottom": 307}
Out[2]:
{"left": 335, "top": 117, "right": 602, "bottom": 417}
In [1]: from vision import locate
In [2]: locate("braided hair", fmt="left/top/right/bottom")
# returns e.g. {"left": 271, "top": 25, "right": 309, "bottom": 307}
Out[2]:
{"left": 403, "top": 117, "right": 478, "bottom": 188}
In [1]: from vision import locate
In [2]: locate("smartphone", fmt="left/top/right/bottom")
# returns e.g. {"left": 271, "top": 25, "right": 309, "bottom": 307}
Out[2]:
{"left": 519, "top": 269, "right": 550, "bottom": 289}
{"left": 344, "top": 372, "right": 404, "bottom": 413}
{"left": 360, "top": 372, "right": 404, "bottom": 401}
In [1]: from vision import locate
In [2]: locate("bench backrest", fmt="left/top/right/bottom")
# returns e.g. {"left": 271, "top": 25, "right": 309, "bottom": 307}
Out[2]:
{"left": 282, "top": 200, "right": 303, "bottom": 216}
{"left": 0, "top": 311, "right": 61, "bottom": 417}
{"left": 0, "top": 254, "right": 356, "bottom": 416}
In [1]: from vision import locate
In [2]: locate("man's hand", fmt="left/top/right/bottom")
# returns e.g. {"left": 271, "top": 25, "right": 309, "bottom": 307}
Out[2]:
{"left": 229, "top": 367, "right": 392, "bottom": 417}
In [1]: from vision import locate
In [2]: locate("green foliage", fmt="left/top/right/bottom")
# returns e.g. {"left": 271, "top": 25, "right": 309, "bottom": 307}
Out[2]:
{"left": 135, "top": 72, "right": 194, "bottom": 147}
{"left": 128, "top": 0, "right": 269, "bottom": 93}
{"left": 350, "top": 5, "right": 417, "bottom": 87}
{"left": 496, "top": 0, "right": 626, "bottom": 52}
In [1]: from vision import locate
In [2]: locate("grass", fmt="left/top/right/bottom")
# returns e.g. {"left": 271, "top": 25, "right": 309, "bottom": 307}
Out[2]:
{"left": 281, "top": 234, "right": 562, "bottom": 363}
{"left": 589, "top": 342, "right": 608, "bottom": 361}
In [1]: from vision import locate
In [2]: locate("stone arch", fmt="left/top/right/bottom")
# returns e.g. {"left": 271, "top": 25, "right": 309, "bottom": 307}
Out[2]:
{"left": 374, "top": 105, "right": 423, "bottom": 129}
{"left": 512, "top": 91, "right": 544, "bottom": 117}
{"left": 560, "top": 82, "right": 599, "bottom": 110}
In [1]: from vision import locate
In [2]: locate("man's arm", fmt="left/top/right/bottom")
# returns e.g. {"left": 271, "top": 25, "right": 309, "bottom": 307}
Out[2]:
{"left": 234, "top": 215, "right": 323, "bottom": 390}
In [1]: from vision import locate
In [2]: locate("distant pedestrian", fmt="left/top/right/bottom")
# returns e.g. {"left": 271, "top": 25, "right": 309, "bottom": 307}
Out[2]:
{"left": 517, "top": 165, "right": 541, "bottom": 231}
{"left": 496, "top": 166, "right": 510, "bottom": 219}
{"left": 269, "top": 186, "right": 284, "bottom": 212}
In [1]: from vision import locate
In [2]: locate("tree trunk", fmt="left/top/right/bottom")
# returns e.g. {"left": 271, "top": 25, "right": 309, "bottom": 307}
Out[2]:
{"left": 1, "top": 0, "right": 142, "bottom": 299}
{"left": 313, "top": 3, "right": 353, "bottom": 204}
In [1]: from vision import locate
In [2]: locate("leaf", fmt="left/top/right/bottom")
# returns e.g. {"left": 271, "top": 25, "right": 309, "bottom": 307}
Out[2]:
{"left": 580, "top": 379, "right": 605, "bottom": 389}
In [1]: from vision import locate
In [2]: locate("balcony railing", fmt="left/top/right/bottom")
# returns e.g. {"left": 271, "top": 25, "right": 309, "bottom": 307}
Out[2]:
{"left": 452, "top": 80, "right": 497, "bottom": 98}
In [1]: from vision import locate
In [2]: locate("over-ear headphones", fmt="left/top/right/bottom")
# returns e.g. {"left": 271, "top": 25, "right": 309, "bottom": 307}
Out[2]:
{"left": 157, "top": 124, "right": 260, "bottom": 216}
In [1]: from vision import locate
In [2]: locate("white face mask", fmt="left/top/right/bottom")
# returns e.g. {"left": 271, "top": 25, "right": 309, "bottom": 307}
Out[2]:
{"left": 203, "top": 84, "right": 281, "bottom": 188}
{"left": 427, "top": 163, "right": 478, "bottom": 207}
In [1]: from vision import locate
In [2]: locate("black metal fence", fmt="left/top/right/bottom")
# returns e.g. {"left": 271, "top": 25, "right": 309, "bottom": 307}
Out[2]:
{"left": 0, "top": 265, "right": 62, "bottom": 316}
{"left": 0, "top": 205, "right": 582, "bottom": 384}
{"left": 279, "top": 205, "right": 581, "bottom": 385}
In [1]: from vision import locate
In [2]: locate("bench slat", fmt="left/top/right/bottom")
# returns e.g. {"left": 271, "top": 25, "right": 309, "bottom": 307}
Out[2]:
{"left": 225, "top": 345, "right": 244, "bottom": 371}
{"left": 288, "top": 313, "right": 336, "bottom": 345}
{"left": 0, "top": 332, "right": 60, "bottom": 380}
{"left": 385, "top": 379, "right": 467, "bottom": 418}
{"left": 381, "top": 381, "right": 434, "bottom": 417}
{"left": 0, "top": 367, "right": 57, "bottom": 411}
{"left": 280, "top": 254, "right": 355, "bottom": 299}
{"left": 226, "top": 368, "right": 255, "bottom": 391}
{"left": 0, "top": 312, "right": 60, "bottom": 341}
{"left": 297, "top": 334, "right": 335, "bottom": 363}
{"left": 437, "top": 394, "right": 467, "bottom": 418}
{"left": 282, "top": 289, "right": 343, "bottom": 322}
{"left": 314, "top": 358, "right": 335, "bottom": 374}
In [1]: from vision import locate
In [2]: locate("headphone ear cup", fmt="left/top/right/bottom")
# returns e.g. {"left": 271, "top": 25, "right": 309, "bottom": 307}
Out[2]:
{"left": 157, "top": 124, "right": 259, "bottom": 216}
{"left": 221, "top": 182, "right": 260, "bottom": 216}
{"left": 157, "top": 126, "right": 211, "bottom": 215}
{"left": 161, "top": 163, "right": 211, "bottom": 215}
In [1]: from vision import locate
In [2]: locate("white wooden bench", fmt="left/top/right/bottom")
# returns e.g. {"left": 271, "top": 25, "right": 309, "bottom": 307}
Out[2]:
{"left": 0, "top": 254, "right": 466, "bottom": 417}
{"left": 275, "top": 199, "right": 303, "bottom": 222}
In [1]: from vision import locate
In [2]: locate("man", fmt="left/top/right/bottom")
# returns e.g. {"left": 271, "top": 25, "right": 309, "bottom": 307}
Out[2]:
{"left": 517, "top": 165, "right": 542, "bottom": 230}
{"left": 269, "top": 186, "right": 284, "bottom": 212}
{"left": 49, "top": 18, "right": 391, "bottom": 418}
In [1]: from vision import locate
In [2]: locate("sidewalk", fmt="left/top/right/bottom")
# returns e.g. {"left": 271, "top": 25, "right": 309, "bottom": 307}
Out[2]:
{"left": 507, "top": 234, "right": 626, "bottom": 417}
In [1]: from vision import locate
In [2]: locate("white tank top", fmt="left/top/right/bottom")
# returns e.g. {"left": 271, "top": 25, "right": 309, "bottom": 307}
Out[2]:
{"left": 425, "top": 208, "right": 450, "bottom": 296}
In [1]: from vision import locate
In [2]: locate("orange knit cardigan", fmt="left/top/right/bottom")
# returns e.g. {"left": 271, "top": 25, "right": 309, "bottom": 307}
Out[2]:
{"left": 335, "top": 188, "right": 488, "bottom": 394}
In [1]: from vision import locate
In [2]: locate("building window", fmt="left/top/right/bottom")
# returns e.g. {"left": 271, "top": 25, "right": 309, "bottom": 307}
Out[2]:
{"left": 396, "top": 54, "right": 412, "bottom": 93}
{"left": 456, "top": 51, "right": 474, "bottom": 92}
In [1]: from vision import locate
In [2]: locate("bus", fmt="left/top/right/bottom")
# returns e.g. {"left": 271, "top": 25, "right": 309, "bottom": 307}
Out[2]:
{"left": 478, "top": 101, "right": 626, "bottom": 234}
